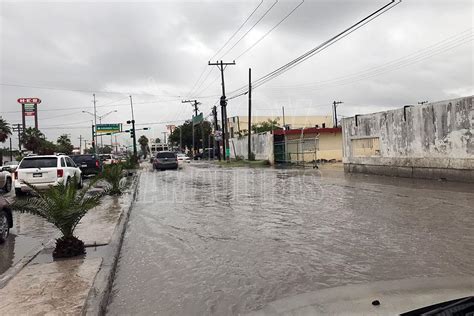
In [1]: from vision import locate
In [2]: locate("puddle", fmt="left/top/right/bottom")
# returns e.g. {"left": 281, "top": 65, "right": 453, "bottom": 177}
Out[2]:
{"left": 30, "top": 244, "right": 110, "bottom": 265}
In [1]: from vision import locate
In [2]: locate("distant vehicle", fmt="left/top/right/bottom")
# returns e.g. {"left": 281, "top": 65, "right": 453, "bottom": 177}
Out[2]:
{"left": 0, "top": 169, "right": 12, "bottom": 192}
{"left": 177, "top": 153, "right": 191, "bottom": 163}
{"left": 153, "top": 151, "right": 178, "bottom": 171}
{"left": 1, "top": 161, "right": 19, "bottom": 173}
{"left": 70, "top": 154, "right": 102, "bottom": 176}
{"left": 99, "top": 154, "right": 114, "bottom": 165}
{"left": 0, "top": 196, "right": 12, "bottom": 244}
{"left": 194, "top": 148, "right": 218, "bottom": 160}
{"left": 14, "top": 154, "right": 83, "bottom": 196}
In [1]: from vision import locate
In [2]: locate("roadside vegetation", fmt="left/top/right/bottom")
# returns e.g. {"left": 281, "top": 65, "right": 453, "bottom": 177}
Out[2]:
{"left": 11, "top": 177, "right": 102, "bottom": 258}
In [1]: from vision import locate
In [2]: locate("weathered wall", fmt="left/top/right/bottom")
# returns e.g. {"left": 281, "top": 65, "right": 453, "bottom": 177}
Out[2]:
{"left": 342, "top": 96, "right": 474, "bottom": 182}
{"left": 286, "top": 132, "right": 343, "bottom": 162}
{"left": 229, "top": 132, "right": 274, "bottom": 163}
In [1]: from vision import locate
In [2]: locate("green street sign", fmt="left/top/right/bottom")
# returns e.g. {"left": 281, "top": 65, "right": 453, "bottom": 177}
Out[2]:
{"left": 226, "top": 148, "right": 230, "bottom": 157}
{"left": 96, "top": 123, "right": 122, "bottom": 134}
{"left": 192, "top": 113, "right": 203, "bottom": 126}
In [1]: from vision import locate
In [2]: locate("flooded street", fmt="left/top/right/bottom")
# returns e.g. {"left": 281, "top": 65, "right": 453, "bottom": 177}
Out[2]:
{"left": 108, "top": 163, "right": 474, "bottom": 315}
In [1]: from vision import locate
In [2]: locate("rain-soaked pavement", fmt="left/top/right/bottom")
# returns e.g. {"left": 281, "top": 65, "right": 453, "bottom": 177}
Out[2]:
{"left": 107, "top": 162, "right": 474, "bottom": 315}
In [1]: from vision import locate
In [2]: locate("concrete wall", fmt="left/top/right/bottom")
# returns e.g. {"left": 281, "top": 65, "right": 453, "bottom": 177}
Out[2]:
{"left": 342, "top": 96, "right": 474, "bottom": 182}
{"left": 229, "top": 132, "right": 274, "bottom": 163}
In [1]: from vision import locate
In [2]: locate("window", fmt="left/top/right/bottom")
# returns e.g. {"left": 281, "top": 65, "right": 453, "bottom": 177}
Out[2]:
{"left": 65, "top": 157, "right": 74, "bottom": 167}
{"left": 61, "top": 158, "right": 66, "bottom": 167}
{"left": 20, "top": 158, "right": 58, "bottom": 169}
{"left": 156, "top": 152, "right": 176, "bottom": 158}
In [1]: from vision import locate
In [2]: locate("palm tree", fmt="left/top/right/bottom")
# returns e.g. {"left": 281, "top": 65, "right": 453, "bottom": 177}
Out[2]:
{"left": 11, "top": 177, "right": 102, "bottom": 258}
{"left": 0, "top": 118, "right": 12, "bottom": 143}
{"left": 57, "top": 134, "right": 73, "bottom": 154}
{"left": 21, "top": 127, "right": 45, "bottom": 153}
{"left": 138, "top": 135, "right": 149, "bottom": 159}
{"left": 99, "top": 164, "right": 126, "bottom": 195}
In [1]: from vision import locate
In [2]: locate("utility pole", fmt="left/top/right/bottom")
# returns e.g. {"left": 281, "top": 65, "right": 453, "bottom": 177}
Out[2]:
{"left": 333, "top": 101, "right": 343, "bottom": 128}
{"left": 91, "top": 124, "right": 96, "bottom": 153}
{"left": 93, "top": 94, "right": 98, "bottom": 155}
{"left": 9, "top": 138, "right": 13, "bottom": 161}
{"left": 179, "top": 127, "right": 182, "bottom": 151}
{"left": 12, "top": 124, "right": 23, "bottom": 151}
{"left": 182, "top": 99, "right": 200, "bottom": 155}
{"left": 209, "top": 60, "right": 236, "bottom": 161}
{"left": 212, "top": 105, "right": 221, "bottom": 161}
{"left": 282, "top": 106, "right": 286, "bottom": 127}
{"left": 248, "top": 68, "right": 252, "bottom": 161}
{"left": 78, "top": 135, "right": 83, "bottom": 154}
{"left": 418, "top": 101, "right": 428, "bottom": 105}
{"left": 162, "top": 132, "right": 167, "bottom": 144}
{"left": 129, "top": 95, "right": 137, "bottom": 158}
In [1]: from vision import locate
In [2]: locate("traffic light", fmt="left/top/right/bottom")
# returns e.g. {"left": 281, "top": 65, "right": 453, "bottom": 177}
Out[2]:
{"left": 130, "top": 129, "right": 135, "bottom": 138}
{"left": 143, "top": 127, "right": 149, "bottom": 130}
{"left": 220, "top": 96, "right": 227, "bottom": 107}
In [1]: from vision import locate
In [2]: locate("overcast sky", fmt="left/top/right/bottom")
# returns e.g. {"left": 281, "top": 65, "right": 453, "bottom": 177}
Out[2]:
{"left": 1, "top": 0, "right": 473, "bottom": 149}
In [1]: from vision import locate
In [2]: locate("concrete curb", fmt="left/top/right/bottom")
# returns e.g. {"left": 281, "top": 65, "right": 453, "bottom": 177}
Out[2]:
{"left": 81, "top": 171, "right": 140, "bottom": 316}
{"left": 0, "top": 238, "right": 56, "bottom": 289}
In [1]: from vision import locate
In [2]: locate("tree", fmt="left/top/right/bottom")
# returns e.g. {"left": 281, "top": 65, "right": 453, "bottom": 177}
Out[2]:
{"left": 251, "top": 119, "right": 281, "bottom": 134}
{"left": 99, "top": 164, "right": 126, "bottom": 195}
{"left": 98, "top": 145, "right": 112, "bottom": 154}
{"left": 56, "top": 134, "right": 73, "bottom": 154}
{"left": 12, "top": 177, "right": 102, "bottom": 258}
{"left": 154, "top": 137, "right": 161, "bottom": 144}
{"left": 21, "top": 127, "right": 46, "bottom": 153}
{"left": 38, "top": 139, "right": 57, "bottom": 155}
{"left": 168, "top": 120, "right": 213, "bottom": 151}
{"left": 0, "top": 118, "right": 12, "bottom": 143}
{"left": 138, "top": 135, "right": 149, "bottom": 159}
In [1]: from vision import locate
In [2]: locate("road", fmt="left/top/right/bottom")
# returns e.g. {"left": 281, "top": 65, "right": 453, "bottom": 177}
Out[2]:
{"left": 107, "top": 162, "right": 474, "bottom": 315}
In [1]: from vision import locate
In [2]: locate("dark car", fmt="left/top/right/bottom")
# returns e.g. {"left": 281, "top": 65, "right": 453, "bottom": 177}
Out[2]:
{"left": 70, "top": 154, "right": 102, "bottom": 176}
{"left": 153, "top": 151, "right": 178, "bottom": 170}
{"left": 194, "top": 148, "right": 219, "bottom": 160}
{"left": 0, "top": 197, "right": 13, "bottom": 244}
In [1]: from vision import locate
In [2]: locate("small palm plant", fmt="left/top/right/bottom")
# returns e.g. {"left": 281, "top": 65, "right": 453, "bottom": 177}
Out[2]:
{"left": 12, "top": 177, "right": 102, "bottom": 258}
{"left": 100, "top": 164, "right": 126, "bottom": 195}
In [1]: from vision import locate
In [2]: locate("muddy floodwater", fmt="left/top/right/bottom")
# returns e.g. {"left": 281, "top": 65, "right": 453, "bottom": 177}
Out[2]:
{"left": 107, "top": 163, "right": 474, "bottom": 315}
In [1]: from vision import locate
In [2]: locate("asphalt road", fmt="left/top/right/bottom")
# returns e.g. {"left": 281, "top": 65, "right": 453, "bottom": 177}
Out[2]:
{"left": 106, "top": 162, "right": 473, "bottom": 315}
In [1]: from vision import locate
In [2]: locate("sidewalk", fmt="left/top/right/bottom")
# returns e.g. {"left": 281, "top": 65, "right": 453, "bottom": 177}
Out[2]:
{"left": 0, "top": 172, "right": 139, "bottom": 315}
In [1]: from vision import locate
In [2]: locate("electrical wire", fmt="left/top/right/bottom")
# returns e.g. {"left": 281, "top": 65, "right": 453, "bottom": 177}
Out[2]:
{"left": 185, "top": 0, "right": 264, "bottom": 98}
{"left": 269, "top": 28, "right": 474, "bottom": 89}
{"left": 227, "top": 0, "right": 401, "bottom": 100}
{"left": 236, "top": 0, "right": 305, "bottom": 60}
{"left": 221, "top": 0, "right": 279, "bottom": 59}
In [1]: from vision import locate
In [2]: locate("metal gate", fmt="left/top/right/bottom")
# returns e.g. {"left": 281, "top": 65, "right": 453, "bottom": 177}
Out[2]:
{"left": 274, "top": 131, "right": 319, "bottom": 166}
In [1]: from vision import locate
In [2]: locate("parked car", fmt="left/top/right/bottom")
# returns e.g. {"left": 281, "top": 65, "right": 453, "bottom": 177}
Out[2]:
{"left": 14, "top": 154, "right": 83, "bottom": 196}
{"left": 1, "top": 161, "right": 19, "bottom": 173}
{"left": 70, "top": 154, "right": 102, "bottom": 176}
{"left": 0, "top": 168, "right": 12, "bottom": 192}
{"left": 99, "top": 154, "right": 114, "bottom": 165}
{"left": 177, "top": 153, "right": 191, "bottom": 163}
{"left": 194, "top": 148, "right": 219, "bottom": 160}
{"left": 0, "top": 196, "right": 13, "bottom": 244}
{"left": 153, "top": 151, "right": 178, "bottom": 171}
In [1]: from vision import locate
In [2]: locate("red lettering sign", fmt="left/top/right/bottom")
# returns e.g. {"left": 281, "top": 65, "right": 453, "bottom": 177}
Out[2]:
{"left": 17, "top": 98, "right": 42, "bottom": 104}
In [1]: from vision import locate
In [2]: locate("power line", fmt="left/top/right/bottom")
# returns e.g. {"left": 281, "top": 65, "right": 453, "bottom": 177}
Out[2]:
{"left": 236, "top": 0, "right": 305, "bottom": 60}
{"left": 221, "top": 0, "right": 279, "bottom": 59}
{"left": 269, "top": 28, "right": 473, "bottom": 90}
{"left": 227, "top": 0, "right": 401, "bottom": 99}
{"left": 0, "top": 82, "right": 181, "bottom": 98}
{"left": 185, "top": 0, "right": 264, "bottom": 98}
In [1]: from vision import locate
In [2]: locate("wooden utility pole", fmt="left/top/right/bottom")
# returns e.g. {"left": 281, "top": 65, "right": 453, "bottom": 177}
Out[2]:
{"left": 182, "top": 99, "right": 200, "bottom": 155}
{"left": 212, "top": 105, "right": 221, "bottom": 161}
{"left": 248, "top": 68, "right": 252, "bottom": 161}
{"left": 333, "top": 101, "right": 343, "bottom": 127}
{"left": 209, "top": 60, "right": 236, "bottom": 161}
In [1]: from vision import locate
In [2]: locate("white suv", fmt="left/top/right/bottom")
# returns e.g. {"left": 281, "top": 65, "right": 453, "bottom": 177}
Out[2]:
{"left": 14, "top": 154, "right": 83, "bottom": 196}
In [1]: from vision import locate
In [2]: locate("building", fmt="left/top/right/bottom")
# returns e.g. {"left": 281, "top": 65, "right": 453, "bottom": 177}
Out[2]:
{"left": 273, "top": 127, "right": 343, "bottom": 163}
{"left": 342, "top": 96, "right": 474, "bottom": 182}
{"left": 226, "top": 115, "right": 333, "bottom": 139}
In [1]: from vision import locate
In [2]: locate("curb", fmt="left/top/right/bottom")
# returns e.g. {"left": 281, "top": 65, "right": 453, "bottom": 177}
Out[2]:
{"left": 81, "top": 171, "right": 140, "bottom": 316}
{"left": 0, "top": 238, "right": 56, "bottom": 289}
